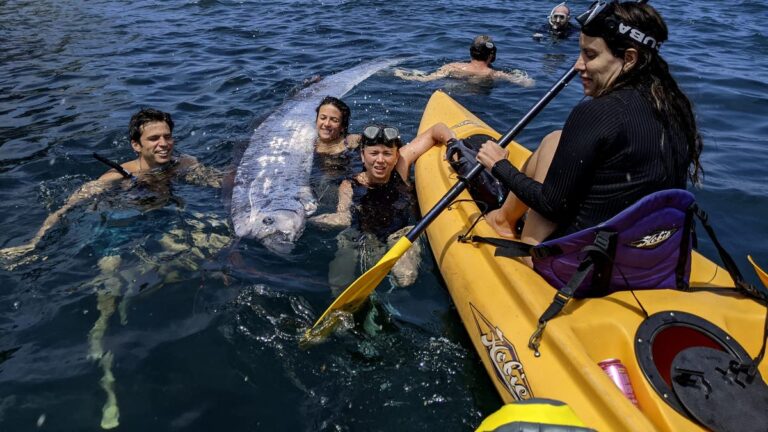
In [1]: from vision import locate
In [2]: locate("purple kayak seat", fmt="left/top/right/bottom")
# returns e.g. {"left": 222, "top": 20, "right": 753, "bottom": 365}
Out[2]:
{"left": 532, "top": 188, "right": 694, "bottom": 298}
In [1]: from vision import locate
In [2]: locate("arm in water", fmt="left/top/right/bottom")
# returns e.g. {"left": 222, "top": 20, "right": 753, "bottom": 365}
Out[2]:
{"left": 308, "top": 180, "right": 353, "bottom": 229}
{"left": 0, "top": 172, "right": 123, "bottom": 260}
{"left": 394, "top": 65, "right": 454, "bottom": 82}
{"left": 176, "top": 155, "right": 226, "bottom": 188}
{"left": 493, "top": 69, "right": 535, "bottom": 87}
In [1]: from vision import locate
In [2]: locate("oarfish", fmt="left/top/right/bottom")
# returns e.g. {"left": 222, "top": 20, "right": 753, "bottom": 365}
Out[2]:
{"left": 231, "top": 58, "right": 401, "bottom": 255}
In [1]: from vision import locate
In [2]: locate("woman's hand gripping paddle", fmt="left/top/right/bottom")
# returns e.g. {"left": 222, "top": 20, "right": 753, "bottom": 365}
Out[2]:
{"left": 302, "top": 0, "right": 651, "bottom": 345}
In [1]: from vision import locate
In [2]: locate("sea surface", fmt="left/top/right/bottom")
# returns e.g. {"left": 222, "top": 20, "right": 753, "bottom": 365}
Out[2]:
{"left": 1, "top": 1, "right": 767, "bottom": 431}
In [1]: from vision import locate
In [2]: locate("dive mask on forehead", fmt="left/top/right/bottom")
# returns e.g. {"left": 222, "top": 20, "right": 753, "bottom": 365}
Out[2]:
{"left": 362, "top": 125, "right": 401, "bottom": 146}
{"left": 577, "top": 0, "right": 662, "bottom": 51}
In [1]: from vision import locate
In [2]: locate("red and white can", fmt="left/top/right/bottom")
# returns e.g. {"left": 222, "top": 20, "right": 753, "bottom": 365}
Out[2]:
{"left": 598, "top": 358, "right": 639, "bottom": 406}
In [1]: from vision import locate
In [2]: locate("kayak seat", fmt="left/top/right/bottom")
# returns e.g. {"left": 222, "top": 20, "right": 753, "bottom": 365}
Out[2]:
{"left": 465, "top": 189, "right": 766, "bottom": 355}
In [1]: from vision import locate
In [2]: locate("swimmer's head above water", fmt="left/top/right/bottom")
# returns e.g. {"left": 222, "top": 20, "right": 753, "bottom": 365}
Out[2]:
{"left": 128, "top": 108, "right": 176, "bottom": 171}
{"left": 469, "top": 35, "right": 497, "bottom": 64}
{"left": 549, "top": 3, "right": 571, "bottom": 30}
{"left": 315, "top": 96, "right": 351, "bottom": 142}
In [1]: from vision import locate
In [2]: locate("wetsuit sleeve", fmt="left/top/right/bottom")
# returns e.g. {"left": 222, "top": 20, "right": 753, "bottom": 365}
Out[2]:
{"left": 491, "top": 98, "right": 622, "bottom": 223}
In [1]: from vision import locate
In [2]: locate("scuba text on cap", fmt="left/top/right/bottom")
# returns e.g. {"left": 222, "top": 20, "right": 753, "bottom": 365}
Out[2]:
{"left": 577, "top": 0, "right": 662, "bottom": 51}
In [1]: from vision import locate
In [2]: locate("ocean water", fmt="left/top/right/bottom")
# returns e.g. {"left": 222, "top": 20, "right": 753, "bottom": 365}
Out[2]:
{"left": 1, "top": 0, "right": 767, "bottom": 430}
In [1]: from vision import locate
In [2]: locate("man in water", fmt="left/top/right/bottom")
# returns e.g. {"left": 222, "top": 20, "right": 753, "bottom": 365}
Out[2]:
{"left": 0, "top": 107, "right": 226, "bottom": 429}
{"left": 533, "top": 2, "right": 576, "bottom": 41}
{"left": 0, "top": 108, "right": 221, "bottom": 260}
{"left": 394, "top": 35, "right": 534, "bottom": 87}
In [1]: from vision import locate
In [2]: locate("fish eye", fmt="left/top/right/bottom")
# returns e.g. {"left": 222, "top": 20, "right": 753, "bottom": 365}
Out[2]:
{"left": 263, "top": 216, "right": 274, "bottom": 225}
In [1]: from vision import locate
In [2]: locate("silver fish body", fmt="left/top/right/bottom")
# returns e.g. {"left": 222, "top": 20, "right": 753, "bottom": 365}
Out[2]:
{"left": 231, "top": 59, "right": 401, "bottom": 255}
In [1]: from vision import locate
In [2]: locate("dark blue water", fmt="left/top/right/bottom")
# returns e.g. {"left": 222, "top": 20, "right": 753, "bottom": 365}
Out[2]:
{"left": 1, "top": 1, "right": 767, "bottom": 430}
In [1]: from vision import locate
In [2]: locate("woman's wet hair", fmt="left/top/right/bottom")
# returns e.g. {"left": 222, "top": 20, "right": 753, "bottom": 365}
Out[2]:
{"left": 129, "top": 108, "right": 174, "bottom": 143}
{"left": 596, "top": 3, "right": 703, "bottom": 185}
{"left": 469, "top": 35, "right": 497, "bottom": 63}
{"left": 315, "top": 96, "right": 351, "bottom": 136}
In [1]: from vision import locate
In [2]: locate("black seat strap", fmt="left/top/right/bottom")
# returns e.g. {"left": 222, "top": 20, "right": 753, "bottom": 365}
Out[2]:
{"left": 692, "top": 204, "right": 768, "bottom": 374}
{"left": 528, "top": 231, "right": 616, "bottom": 357}
{"left": 692, "top": 204, "right": 768, "bottom": 301}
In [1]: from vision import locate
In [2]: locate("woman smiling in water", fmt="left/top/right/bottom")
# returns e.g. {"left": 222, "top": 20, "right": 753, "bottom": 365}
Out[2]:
{"left": 314, "top": 96, "right": 361, "bottom": 156}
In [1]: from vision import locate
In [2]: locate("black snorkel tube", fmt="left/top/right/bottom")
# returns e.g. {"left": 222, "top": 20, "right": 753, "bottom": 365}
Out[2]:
{"left": 92, "top": 152, "right": 135, "bottom": 180}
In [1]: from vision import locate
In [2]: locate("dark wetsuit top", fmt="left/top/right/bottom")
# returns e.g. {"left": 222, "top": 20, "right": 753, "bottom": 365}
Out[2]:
{"left": 491, "top": 86, "right": 690, "bottom": 238}
{"left": 314, "top": 137, "right": 359, "bottom": 179}
{"left": 349, "top": 170, "right": 416, "bottom": 241}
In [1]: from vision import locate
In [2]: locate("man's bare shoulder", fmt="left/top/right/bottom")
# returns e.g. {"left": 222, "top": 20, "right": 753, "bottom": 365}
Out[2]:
{"left": 438, "top": 63, "right": 468, "bottom": 73}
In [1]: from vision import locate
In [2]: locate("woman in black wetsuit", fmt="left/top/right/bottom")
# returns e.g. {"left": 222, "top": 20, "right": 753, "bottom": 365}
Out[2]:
{"left": 311, "top": 121, "right": 455, "bottom": 290}
{"left": 477, "top": 1, "right": 703, "bottom": 247}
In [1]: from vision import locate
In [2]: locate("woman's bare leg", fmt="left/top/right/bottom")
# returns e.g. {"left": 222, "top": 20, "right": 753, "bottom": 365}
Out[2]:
{"left": 485, "top": 131, "right": 561, "bottom": 242}
{"left": 520, "top": 131, "right": 560, "bottom": 243}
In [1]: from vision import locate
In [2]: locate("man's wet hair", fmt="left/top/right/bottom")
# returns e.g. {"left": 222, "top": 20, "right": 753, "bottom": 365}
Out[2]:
{"left": 129, "top": 108, "right": 174, "bottom": 144}
{"left": 315, "top": 96, "right": 351, "bottom": 136}
{"left": 469, "top": 35, "right": 497, "bottom": 63}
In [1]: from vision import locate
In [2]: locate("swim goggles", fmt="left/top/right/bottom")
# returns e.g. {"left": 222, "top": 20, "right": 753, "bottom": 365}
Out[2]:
{"left": 577, "top": 0, "right": 662, "bottom": 51}
{"left": 362, "top": 125, "right": 400, "bottom": 145}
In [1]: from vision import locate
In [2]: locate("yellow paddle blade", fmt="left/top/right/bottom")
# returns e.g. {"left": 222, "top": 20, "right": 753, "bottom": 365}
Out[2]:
{"left": 302, "top": 236, "right": 413, "bottom": 344}
{"left": 747, "top": 255, "right": 768, "bottom": 289}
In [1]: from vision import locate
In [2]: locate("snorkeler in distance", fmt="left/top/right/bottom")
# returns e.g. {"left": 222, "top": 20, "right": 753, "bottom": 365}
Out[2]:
{"left": 394, "top": 35, "right": 535, "bottom": 87}
{"left": 0, "top": 108, "right": 222, "bottom": 261}
{"left": 533, "top": 2, "right": 576, "bottom": 41}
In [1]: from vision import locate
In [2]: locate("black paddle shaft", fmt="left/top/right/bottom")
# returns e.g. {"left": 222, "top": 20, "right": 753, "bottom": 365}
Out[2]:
{"left": 406, "top": 0, "right": 650, "bottom": 244}
{"left": 406, "top": 67, "right": 578, "bottom": 243}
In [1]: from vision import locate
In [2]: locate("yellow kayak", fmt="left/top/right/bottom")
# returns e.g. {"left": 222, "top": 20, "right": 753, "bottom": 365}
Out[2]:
{"left": 414, "top": 90, "right": 768, "bottom": 431}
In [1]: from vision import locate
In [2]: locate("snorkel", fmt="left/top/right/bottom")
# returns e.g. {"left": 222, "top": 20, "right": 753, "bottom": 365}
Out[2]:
{"left": 93, "top": 153, "right": 136, "bottom": 181}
